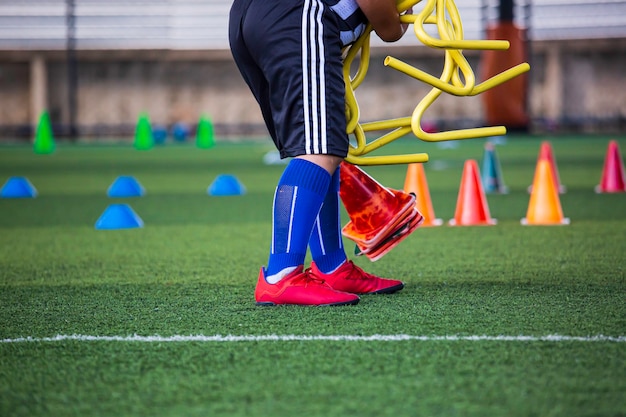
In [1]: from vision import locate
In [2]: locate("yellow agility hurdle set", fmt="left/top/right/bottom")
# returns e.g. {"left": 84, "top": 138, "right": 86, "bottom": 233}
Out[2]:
{"left": 343, "top": 0, "right": 531, "bottom": 166}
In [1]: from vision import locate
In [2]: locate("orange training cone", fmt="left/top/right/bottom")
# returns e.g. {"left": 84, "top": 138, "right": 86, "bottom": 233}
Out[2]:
{"left": 595, "top": 140, "right": 626, "bottom": 193}
{"left": 339, "top": 162, "right": 417, "bottom": 245}
{"left": 403, "top": 163, "right": 442, "bottom": 226}
{"left": 449, "top": 160, "right": 497, "bottom": 226}
{"left": 521, "top": 159, "right": 570, "bottom": 225}
{"left": 529, "top": 141, "right": 565, "bottom": 194}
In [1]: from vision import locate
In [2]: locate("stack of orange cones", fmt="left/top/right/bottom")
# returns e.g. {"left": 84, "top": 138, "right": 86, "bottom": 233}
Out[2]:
{"left": 449, "top": 160, "right": 497, "bottom": 226}
{"left": 595, "top": 140, "right": 626, "bottom": 193}
{"left": 521, "top": 159, "right": 570, "bottom": 225}
{"left": 339, "top": 162, "right": 424, "bottom": 261}
{"left": 529, "top": 141, "right": 566, "bottom": 194}
{"left": 403, "top": 163, "right": 443, "bottom": 226}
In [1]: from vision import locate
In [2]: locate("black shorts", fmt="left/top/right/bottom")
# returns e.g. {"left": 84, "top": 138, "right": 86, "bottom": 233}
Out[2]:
{"left": 229, "top": 0, "right": 349, "bottom": 159}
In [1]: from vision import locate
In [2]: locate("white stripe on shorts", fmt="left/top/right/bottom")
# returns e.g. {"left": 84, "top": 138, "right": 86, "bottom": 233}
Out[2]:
{"left": 302, "top": 0, "right": 327, "bottom": 155}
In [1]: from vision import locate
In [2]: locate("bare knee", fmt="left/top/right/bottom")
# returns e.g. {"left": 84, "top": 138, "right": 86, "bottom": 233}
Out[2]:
{"left": 295, "top": 154, "right": 344, "bottom": 175}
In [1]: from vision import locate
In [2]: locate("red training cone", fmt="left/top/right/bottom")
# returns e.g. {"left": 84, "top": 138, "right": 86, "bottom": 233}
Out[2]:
{"left": 339, "top": 162, "right": 422, "bottom": 261}
{"left": 595, "top": 140, "right": 626, "bottom": 193}
{"left": 449, "top": 160, "right": 497, "bottom": 226}
{"left": 355, "top": 210, "right": 422, "bottom": 261}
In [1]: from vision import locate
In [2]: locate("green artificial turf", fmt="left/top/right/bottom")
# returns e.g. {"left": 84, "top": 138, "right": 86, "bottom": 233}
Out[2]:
{"left": 0, "top": 135, "right": 625, "bottom": 417}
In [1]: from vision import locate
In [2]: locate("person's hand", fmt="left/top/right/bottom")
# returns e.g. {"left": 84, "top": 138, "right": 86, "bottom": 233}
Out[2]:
{"left": 400, "top": 7, "right": 413, "bottom": 37}
{"left": 357, "top": 0, "right": 408, "bottom": 42}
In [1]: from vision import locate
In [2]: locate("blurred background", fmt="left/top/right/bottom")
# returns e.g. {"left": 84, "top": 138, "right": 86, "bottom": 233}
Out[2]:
{"left": 0, "top": 0, "right": 625, "bottom": 142}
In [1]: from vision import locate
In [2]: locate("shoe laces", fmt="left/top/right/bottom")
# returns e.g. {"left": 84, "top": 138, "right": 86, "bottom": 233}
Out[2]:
{"left": 343, "top": 261, "right": 375, "bottom": 281}
{"left": 298, "top": 268, "right": 327, "bottom": 286}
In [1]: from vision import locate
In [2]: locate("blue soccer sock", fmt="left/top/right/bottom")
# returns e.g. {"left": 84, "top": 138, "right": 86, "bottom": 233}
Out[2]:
{"left": 309, "top": 167, "right": 348, "bottom": 274}
{"left": 265, "top": 158, "right": 331, "bottom": 282}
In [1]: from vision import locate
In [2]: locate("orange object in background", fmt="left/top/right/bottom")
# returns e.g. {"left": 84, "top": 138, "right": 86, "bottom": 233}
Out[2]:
{"left": 403, "top": 163, "right": 443, "bottom": 227}
{"left": 481, "top": 21, "right": 529, "bottom": 131}
{"left": 522, "top": 159, "right": 570, "bottom": 226}
{"left": 449, "top": 160, "right": 497, "bottom": 226}
{"left": 533, "top": 141, "right": 566, "bottom": 194}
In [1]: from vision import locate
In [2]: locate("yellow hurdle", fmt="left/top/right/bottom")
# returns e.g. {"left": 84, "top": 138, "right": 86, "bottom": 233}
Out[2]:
{"left": 343, "top": 0, "right": 531, "bottom": 165}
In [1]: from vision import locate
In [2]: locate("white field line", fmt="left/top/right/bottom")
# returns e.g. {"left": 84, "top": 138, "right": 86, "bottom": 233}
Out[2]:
{"left": 1, "top": 334, "right": 625, "bottom": 343}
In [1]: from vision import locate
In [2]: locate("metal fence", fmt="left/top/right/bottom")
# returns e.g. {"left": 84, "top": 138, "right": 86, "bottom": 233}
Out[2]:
{"left": 1, "top": 0, "right": 626, "bottom": 51}
{"left": 0, "top": 0, "right": 625, "bottom": 139}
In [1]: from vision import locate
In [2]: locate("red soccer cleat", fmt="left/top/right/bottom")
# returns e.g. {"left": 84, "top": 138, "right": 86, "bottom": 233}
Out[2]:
{"left": 310, "top": 260, "right": 405, "bottom": 295}
{"left": 255, "top": 266, "right": 360, "bottom": 306}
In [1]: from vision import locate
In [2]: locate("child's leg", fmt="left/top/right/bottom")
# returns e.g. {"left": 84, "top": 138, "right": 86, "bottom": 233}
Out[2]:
{"left": 309, "top": 167, "right": 348, "bottom": 274}
{"left": 265, "top": 158, "right": 331, "bottom": 282}
{"left": 308, "top": 167, "right": 406, "bottom": 296}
